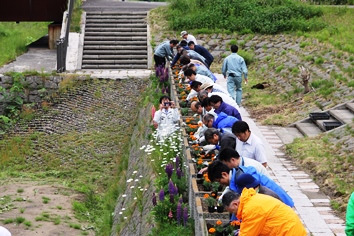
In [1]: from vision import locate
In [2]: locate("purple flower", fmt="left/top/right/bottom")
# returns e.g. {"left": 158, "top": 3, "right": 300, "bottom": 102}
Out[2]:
{"left": 169, "top": 193, "right": 175, "bottom": 204}
{"left": 159, "top": 189, "right": 165, "bottom": 201}
{"left": 165, "top": 163, "right": 173, "bottom": 179}
{"left": 161, "top": 86, "right": 165, "bottom": 94}
{"left": 175, "top": 156, "right": 180, "bottom": 169}
{"left": 168, "top": 179, "right": 178, "bottom": 195}
{"left": 183, "top": 207, "right": 188, "bottom": 226}
{"left": 165, "top": 86, "right": 169, "bottom": 94}
{"left": 152, "top": 193, "right": 157, "bottom": 206}
{"left": 179, "top": 197, "right": 183, "bottom": 204}
{"left": 176, "top": 168, "right": 182, "bottom": 179}
{"left": 176, "top": 202, "right": 182, "bottom": 225}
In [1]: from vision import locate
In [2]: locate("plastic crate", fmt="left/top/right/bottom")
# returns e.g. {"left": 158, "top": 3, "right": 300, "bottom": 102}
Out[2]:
{"left": 309, "top": 112, "right": 330, "bottom": 120}
{"left": 323, "top": 121, "right": 342, "bottom": 131}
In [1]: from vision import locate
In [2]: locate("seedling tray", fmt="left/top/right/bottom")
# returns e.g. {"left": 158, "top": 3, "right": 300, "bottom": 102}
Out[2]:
{"left": 323, "top": 121, "right": 342, "bottom": 131}
{"left": 309, "top": 112, "right": 330, "bottom": 120}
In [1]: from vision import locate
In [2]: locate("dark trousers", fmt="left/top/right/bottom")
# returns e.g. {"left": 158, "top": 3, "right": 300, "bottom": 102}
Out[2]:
{"left": 154, "top": 55, "right": 165, "bottom": 68}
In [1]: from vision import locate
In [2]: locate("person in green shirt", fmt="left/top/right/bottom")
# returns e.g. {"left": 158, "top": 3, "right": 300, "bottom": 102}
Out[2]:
{"left": 346, "top": 192, "right": 354, "bottom": 236}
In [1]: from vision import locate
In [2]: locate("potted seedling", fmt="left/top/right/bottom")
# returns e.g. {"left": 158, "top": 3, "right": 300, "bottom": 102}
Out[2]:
{"left": 204, "top": 194, "right": 216, "bottom": 213}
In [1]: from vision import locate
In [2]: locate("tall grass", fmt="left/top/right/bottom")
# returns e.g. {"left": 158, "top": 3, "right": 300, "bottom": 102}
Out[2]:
{"left": 0, "top": 0, "right": 82, "bottom": 67}
{"left": 166, "top": 0, "right": 325, "bottom": 34}
{"left": 0, "top": 22, "right": 48, "bottom": 66}
{"left": 304, "top": 6, "right": 354, "bottom": 54}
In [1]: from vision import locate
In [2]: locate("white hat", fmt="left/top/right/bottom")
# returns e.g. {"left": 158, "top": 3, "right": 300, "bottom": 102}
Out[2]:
{"left": 180, "top": 31, "right": 188, "bottom": 37}
{"left": 200, "top": 83, "right": 214, "bottom": 90}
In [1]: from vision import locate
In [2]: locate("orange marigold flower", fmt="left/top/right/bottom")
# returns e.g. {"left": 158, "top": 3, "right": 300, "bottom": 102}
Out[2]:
{"left": 197, "top": 159, "right": 203, "bottom": 165}
{"left": 191, "top": 136, "right": 197, "bottom": 140}
{"left": 194, "top": 147, "right": 199, "bottom": 151}
{"left": 204, "top": 194, "right": 210, "bottom": 199}
{"left": 216, "top": 220, "right": 222, "bottom": 225}
{"left": 211, "top": 154, "right": 215, "bottom": 157}
{"left": 186, "top": 118, "right": 190, "bottom": 123}
{"left": 230, "top": 220, "right": 241, "bottom": 226}
{"left": 211, "top": 193, "right": 216, "bottom": 197}
{"left": 200, "top": 154, "right": 205, "bottom": 159}
{"left": 190, "top": 132, "right": 193, "bottom": 135}
{"left": 208, "top": 228, "right": 216, "bottom": 233}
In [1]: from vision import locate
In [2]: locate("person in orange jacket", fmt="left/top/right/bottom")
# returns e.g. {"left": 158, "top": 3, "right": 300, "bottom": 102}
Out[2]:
{"left": 222, "top": 188, "right": 307, "bottom": 236}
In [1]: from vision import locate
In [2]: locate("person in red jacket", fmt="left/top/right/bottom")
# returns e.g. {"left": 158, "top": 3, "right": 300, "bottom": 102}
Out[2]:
{"left": 222, "top": 189, "right": 307, "bottom": 236}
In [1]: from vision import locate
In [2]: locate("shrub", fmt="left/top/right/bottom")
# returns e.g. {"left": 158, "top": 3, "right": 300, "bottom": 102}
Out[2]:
{"left": 166, "top": 0, "right": 325, "bottom": 34}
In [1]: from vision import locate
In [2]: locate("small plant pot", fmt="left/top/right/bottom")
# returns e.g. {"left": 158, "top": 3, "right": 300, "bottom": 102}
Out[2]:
{"left": 207, "top": 206, "right": 215, "bottom": 213}
{"left": 197, "top": 173, "right": 203, "bottom": 178}
{"left": 196, "top": 178, "right": 204, "bottom": 184}
{"left": 203, "top": 186, "right": 211, "bottom": 191}
{"left": 216, "top": 205, "right": 224, "bottom": 213}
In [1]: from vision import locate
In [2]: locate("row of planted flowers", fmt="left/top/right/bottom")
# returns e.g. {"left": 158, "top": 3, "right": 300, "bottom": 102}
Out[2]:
{"left": 148, "top": 64, "right": 241, "bottom": 235}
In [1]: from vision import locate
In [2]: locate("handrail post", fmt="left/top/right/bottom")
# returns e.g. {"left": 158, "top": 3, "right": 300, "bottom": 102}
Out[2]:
{"left": 56, "top": 0, "right": 74, "bottom": 73}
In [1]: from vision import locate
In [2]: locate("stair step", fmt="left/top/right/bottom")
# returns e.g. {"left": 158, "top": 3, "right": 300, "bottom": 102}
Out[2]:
{"left": 84, "top": 41, "right": 146, "bottom": 45}
{"left": 85, "top": 23, "right": 146, "bottom": 31}
{"left": 83, "top": 45, "right": 146, "bottom": 50}
{"left": 295, "top": 122, "right": 323, "bottom": 137}
{"left": 85, "top": 32, "right": 146, "bottom": 36}
{"left": 314, "top": 118, "right": 339, "bottom": 132}
{"left": 83, "top": 50, "right": 147, "bottom": 55}
{"left": 86, "top": 12, "right": 147, "bottom": 16}
{"left": 81, "top": 64, "right": 148, "bottom": 69}
{"left": 347, "top": 102, "right": 354, "bottom": 113}
{"left": 86, "top": 24, "right": 146, "bottom": 28}
{"left": 86, "top": 20, "right": 145, "bottom": 24}
{"left": 329, "top": 109, "right": 354, "bottom": 124}
{"left": 86, "top": 15, "right": 146, "bottom": 19}
{"left": 83, "top": 55, "right": 147, "bottom": 59}
{"left": 85, "top": 27, "right": 146, "bottom": 32}
{"left": 84, "top": 36, "right": 146, "bottom": 41}
{"left": 82, "top": 59, "right": 147, "bottom": 64}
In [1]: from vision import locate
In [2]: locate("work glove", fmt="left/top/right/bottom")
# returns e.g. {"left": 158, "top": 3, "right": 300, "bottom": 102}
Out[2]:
{"left": 202, "top": 144, "right": 216, "bottom": 152}
{"left": 218, "top": 186, "right": 231, "bottom": 205}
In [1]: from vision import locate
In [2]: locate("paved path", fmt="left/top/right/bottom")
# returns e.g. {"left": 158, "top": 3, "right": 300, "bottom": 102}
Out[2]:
{"left": 214, "top": 75, "right": 346, "bottom": 235}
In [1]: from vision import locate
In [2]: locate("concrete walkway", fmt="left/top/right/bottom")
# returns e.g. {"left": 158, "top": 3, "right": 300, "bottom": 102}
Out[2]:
{"left": 214, "top": 75, "right": 346, "bottom": 236}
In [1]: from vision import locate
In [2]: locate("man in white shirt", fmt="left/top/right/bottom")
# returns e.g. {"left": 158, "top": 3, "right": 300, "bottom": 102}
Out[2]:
{"left": 232, "top": 121, "right": 268, "bottom": 167}
{"left": 180, "top": 30, "right": 198, "bottom": 45}
{"left": 184, "top": 69, "right": 214, "bottom": 84}
{"left": 218, "top": 147, "right": 270, "bottom": 177}
{"left": 197, "top": 90, "right": 240, "bottom": 111}
{"left": 153, "top": 95, "right": 180, "bottom": 139}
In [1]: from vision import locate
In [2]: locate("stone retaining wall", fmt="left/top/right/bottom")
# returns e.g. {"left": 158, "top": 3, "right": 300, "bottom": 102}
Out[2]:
{"left": 0, "top": 75, "right": 64, "bottom": 115}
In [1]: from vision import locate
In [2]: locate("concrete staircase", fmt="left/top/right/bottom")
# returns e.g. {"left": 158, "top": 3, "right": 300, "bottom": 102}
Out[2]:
{"left": 82, "top": 12, "right": 148, "bottom": 69}
{"left": 293, "top": 100, "right": 354, "bottom": 137}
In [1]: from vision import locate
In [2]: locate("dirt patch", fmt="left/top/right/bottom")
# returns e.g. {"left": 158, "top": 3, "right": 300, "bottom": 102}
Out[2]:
{"left": 0, "top": 181, "right": 94, "bottom": 236}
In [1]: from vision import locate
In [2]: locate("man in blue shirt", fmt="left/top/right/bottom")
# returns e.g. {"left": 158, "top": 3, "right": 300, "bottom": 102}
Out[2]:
{"left": 207, "top": 160, "right": 294, "bottom": 208}
{"left": 209, "top": 95, "right": 242, "bottom": 121}
{"left": 154, "top": 40, "right": 179, "bottom": 68}
{"left": 222, "top": 45, "right": 248, "bottom": 106}
{"left": 203, "top": 112, "right": 238, "bottom": 134}
{"left": 188, "top": 41, "right": 214, "bottom": 68}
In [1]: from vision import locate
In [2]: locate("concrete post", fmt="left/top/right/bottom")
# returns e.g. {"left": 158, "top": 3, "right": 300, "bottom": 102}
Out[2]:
{"left": 48, "top": 23, "right": 62, "bottom": 49}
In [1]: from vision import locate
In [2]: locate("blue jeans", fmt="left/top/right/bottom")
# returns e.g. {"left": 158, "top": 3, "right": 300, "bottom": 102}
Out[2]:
{"left": 227, "top": 76, "right": 242, "bottom": 106}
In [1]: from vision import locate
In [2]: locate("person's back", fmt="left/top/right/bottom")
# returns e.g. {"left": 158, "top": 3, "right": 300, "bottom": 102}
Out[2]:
{"left": 209, "top": 92, "right": 240, "bottom": 111}
{"left": 238, "top": 188, "right": 306, "bottom": 236}
{"left": 213, "top": 112, "right": 238, "bottom": 131}
{"left": 154, "top": 41, "right": 170, "bottom": 57}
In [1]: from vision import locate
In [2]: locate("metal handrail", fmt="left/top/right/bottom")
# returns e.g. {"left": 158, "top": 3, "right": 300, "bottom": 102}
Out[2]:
{"left": 56, "top": 0, "right": 74, "bottom": 73}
